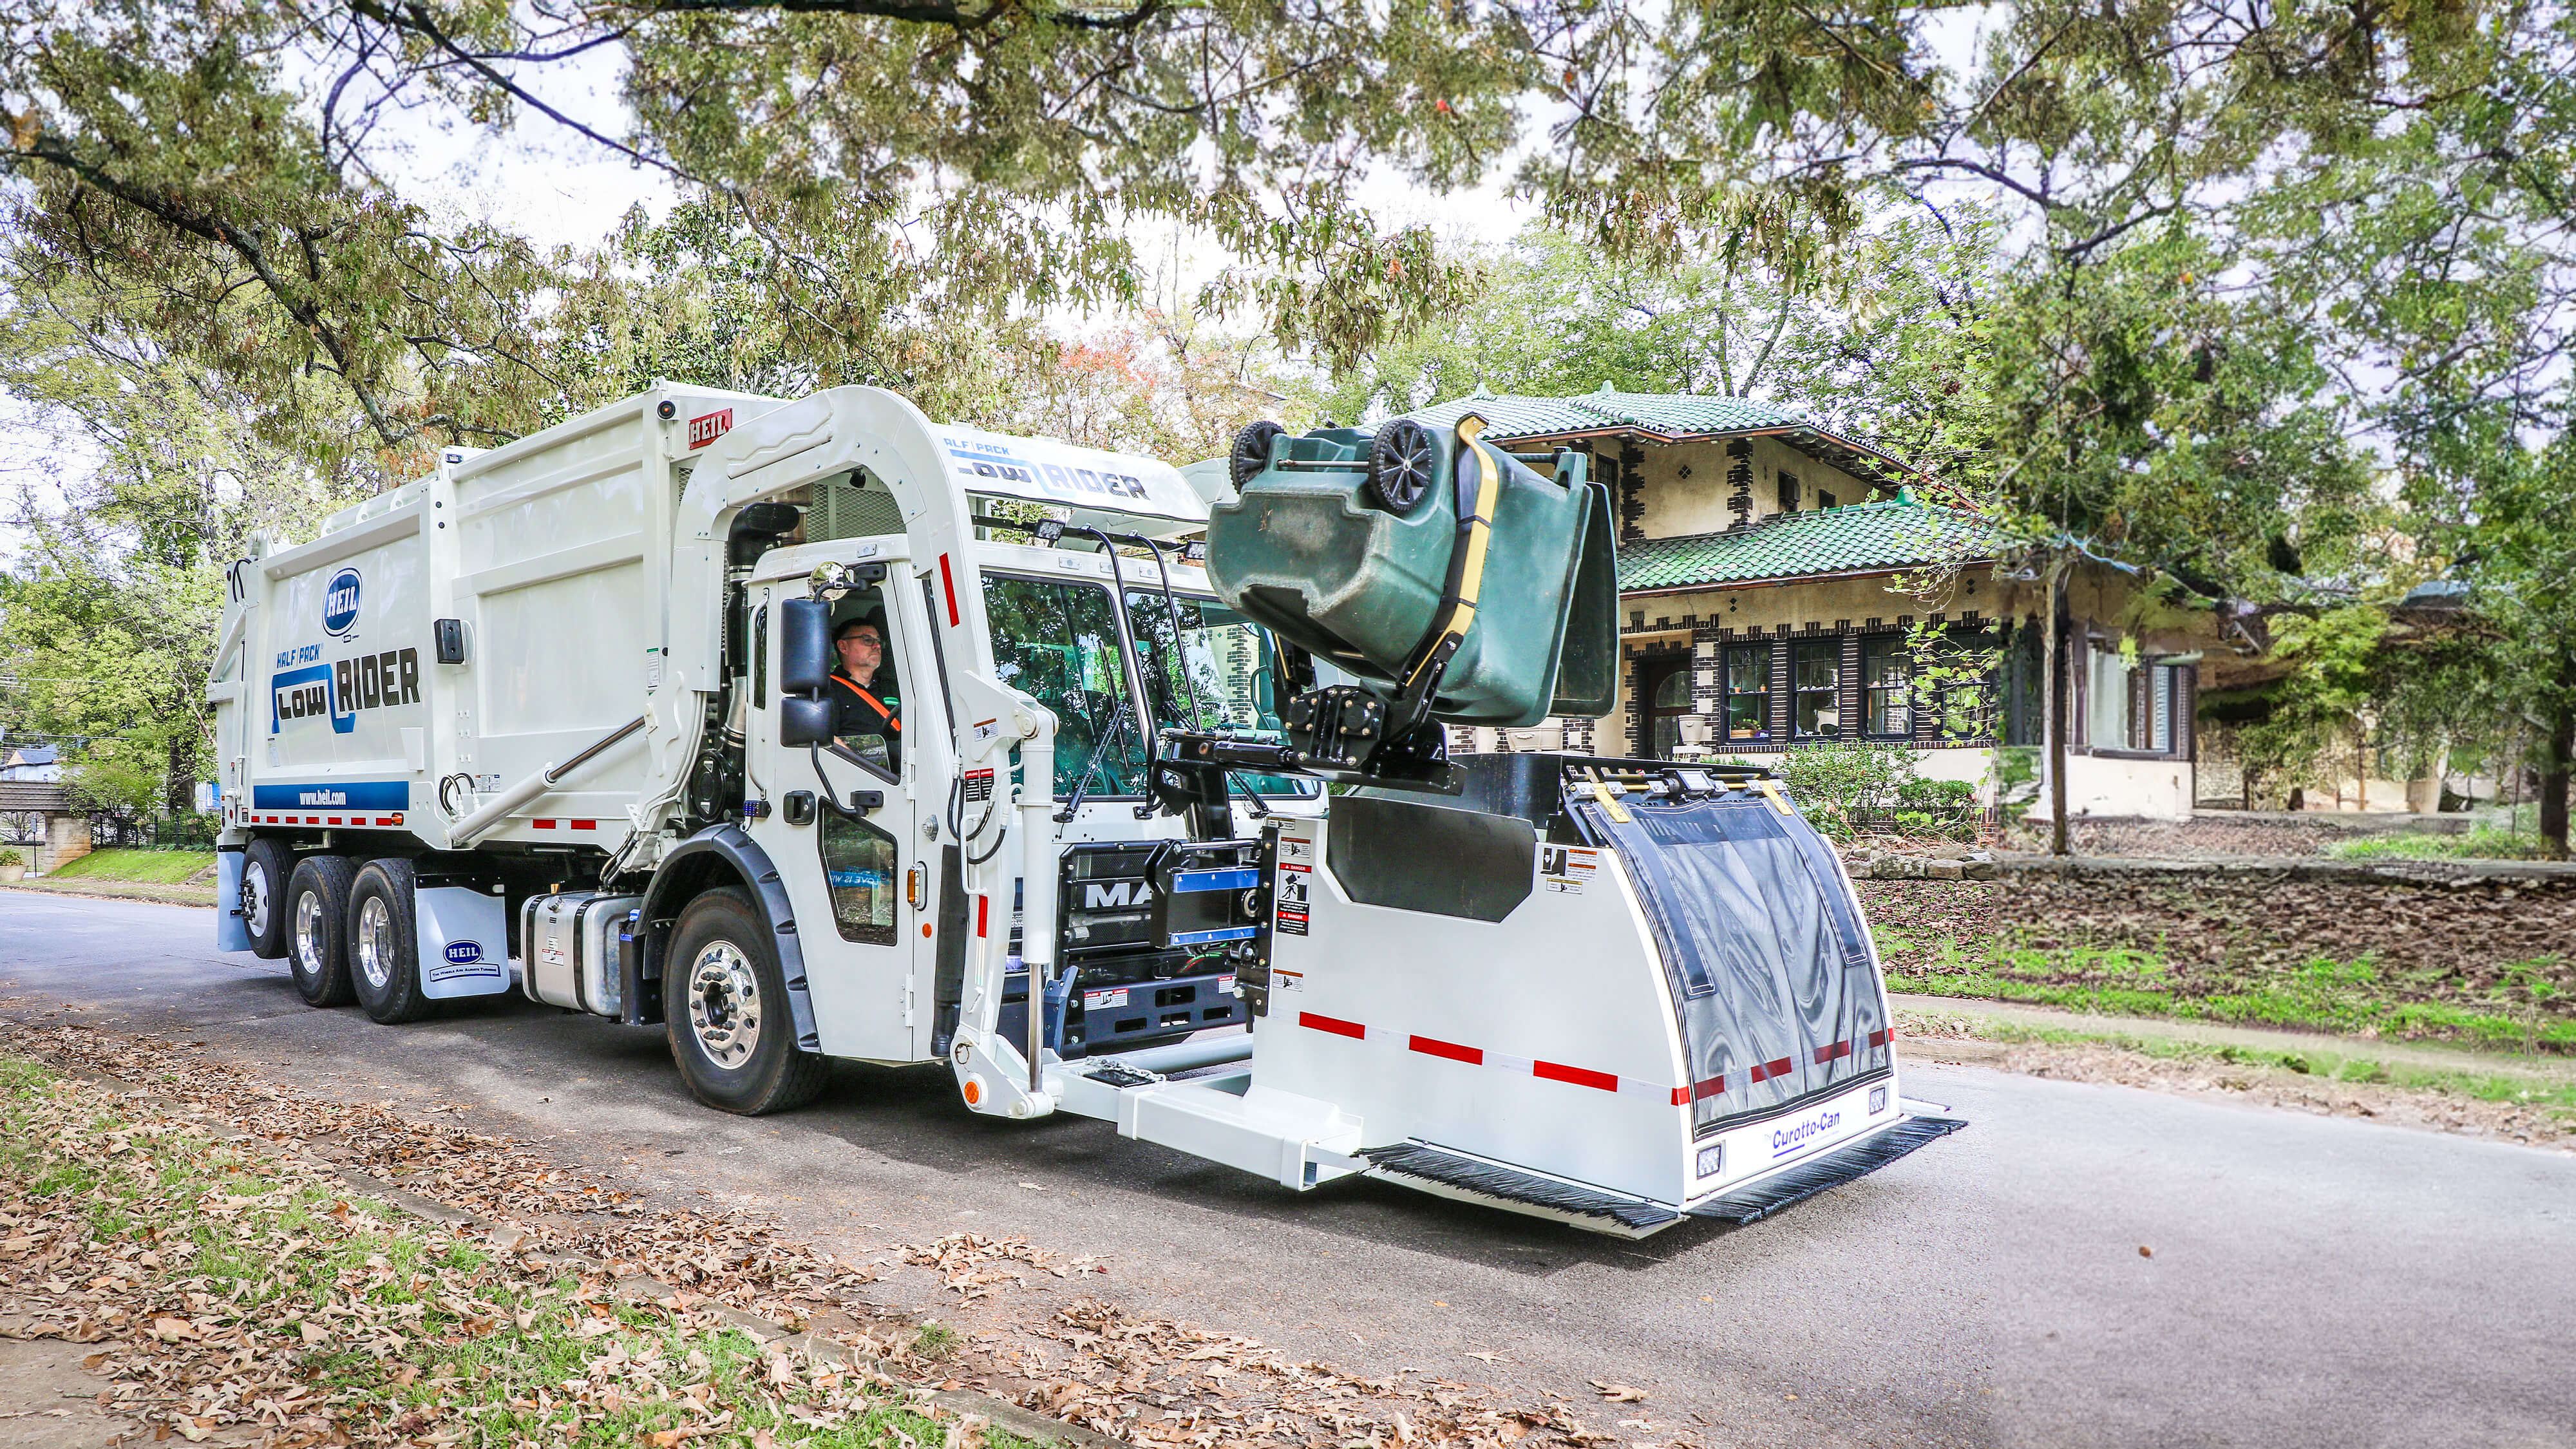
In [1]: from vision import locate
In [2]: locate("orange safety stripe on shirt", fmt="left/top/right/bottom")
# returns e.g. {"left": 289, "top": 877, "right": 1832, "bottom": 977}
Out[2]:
{"left": 831, "top": 675, "right": 902, "bottom": 731}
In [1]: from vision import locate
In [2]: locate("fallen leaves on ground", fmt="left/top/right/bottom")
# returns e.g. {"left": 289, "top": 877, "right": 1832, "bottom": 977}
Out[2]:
{"left": 0, "top": 1019, "right": 1672, "bottom": 1449}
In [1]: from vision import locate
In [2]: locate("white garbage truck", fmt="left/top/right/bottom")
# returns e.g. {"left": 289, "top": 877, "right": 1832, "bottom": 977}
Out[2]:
{"left": 206, "top": 383, "right": 1959, "bottom": 1238}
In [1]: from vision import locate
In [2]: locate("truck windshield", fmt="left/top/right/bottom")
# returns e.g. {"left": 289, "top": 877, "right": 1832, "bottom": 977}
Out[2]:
{"left": 982, "top": 571, "right": 1316, "bottom": 801}
{"left": 1124, "top": 589, "right": 1312, "bottom": 797}
{"left": 985, "top": 573, "right": 1148, "bottom": 799}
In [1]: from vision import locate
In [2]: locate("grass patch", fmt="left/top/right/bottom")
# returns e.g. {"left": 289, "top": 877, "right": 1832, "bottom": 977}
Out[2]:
{"left": 0, "top": 1054, "right": 1032, "bottom": 1448}
{"left": 46, "top": 847, "right": 215, "bottom": 884}
{"left": 1886, "top": 947, "right": 2576, "bottom": 1055}
{"left": 1911, "top": 1014, "right": 2576, "bottom": 1125}
{"left": 2324, "top": 826, "right": 2564, "bottom": 862}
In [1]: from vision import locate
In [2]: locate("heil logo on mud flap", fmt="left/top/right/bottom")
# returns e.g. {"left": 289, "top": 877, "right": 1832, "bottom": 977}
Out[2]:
{"left": 444, "top": 941, "right": 484, "bottom": 965}
{"left": 322, "top": 567, "right": 363, "bottom": 638}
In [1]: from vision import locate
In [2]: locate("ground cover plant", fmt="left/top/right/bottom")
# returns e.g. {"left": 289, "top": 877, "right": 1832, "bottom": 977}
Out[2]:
{"left": 1859, "top": 880, "right": 2576, "bottom": 1054}
{"left": 0, "top": 1018, "right": 1640, "bottom": 1449}
{"left": 1893, "top": 1011, "right": 2576, "bottom": 1149}
{"left": 0, "top": 1054, "right": 1010, "bottom": 1446}
{"left": 43, "top": 847, "right": 215, "bottom": 884}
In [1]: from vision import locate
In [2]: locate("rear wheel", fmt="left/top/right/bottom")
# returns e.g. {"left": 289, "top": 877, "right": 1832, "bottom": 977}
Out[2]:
{"left": 665, "top": 889, "right": 828, "bottom": 1115}
{"left": 348, "top": 858, "right": 433, "bottom": 1025}
{"left": 241, "top": 838, "right": 295, "bottom": 960}
{"left": 284, "top": 855, "right": 357, "bottom": 1007}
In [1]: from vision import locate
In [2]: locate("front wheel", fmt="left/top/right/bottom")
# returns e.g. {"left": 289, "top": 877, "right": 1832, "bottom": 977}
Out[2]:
{"left": 348, "top": 858, "right": 434, "bottom": 1025}
{"left": 665, "top": 889, "right": 829, "bottom": 1115}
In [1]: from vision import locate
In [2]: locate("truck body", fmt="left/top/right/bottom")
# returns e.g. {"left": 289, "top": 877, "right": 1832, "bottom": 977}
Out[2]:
{"left": 209, "top": 384, "right": 1958, "bottom": 1238}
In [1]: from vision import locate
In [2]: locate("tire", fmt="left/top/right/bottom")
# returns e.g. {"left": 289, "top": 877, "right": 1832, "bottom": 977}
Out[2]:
{"left": 664, "top": 889, "right": 829, "bottom": 1115}
{"left": 1228, "top": 419, "right": 1287, "bottom": 492}
{"left": 348, "top": 858, "right": 435, "bottom": 1025}
{"left": 1367, "top": 417, "right": 1438, "bottom": 515}
{"left": 241, "top": 838, "right": 296, "bottom": 960}
{"left": 283, "top": 855, "right": 357, "bottom": 1007}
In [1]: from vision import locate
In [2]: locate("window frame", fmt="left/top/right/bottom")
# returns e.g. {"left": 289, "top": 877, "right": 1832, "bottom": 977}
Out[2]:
{"left": 1638, "top": 654, "right": 1696, "bottom": 759}
{"left": 1860, "top": 635, "right": 1913, "bottom": 739}
{"left": 1721, "top": 642, "right": 1773, "bottom": 743}
{"left": 1790, "top": 639, "right": 1841, "bottom": 739}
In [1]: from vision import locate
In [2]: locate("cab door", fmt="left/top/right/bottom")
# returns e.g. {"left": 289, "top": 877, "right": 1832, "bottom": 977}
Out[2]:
{"left": 746, "top": 580, "right": 922, "bottom": 1063}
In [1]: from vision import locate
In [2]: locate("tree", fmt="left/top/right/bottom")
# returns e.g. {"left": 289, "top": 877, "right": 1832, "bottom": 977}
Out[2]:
{"left": 0, "top": 272, "right": 372, "bottom": 811}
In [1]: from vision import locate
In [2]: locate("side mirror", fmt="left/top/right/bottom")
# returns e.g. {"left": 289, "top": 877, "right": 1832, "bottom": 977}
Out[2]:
{"left": 781, "top": 695, "right": 835, "bottom": 747}
{"left": 781, "top": 597, "right": 833, "bottom": 696}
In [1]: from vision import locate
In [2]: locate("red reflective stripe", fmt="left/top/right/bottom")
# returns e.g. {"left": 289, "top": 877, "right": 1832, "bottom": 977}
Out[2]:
{"left": 976, "top": 895, "right": 989, "bottom": 938}
{"left": 571, "top": 819, "right": 596, "bottom": 830}
{"left": 1534, "top": 1060, "right": 1618, "bottom": 1093}
{"left": 1408, "top": 1034, "right": 1481, "bottom": 1065}
{"left": 1670, "top": 1086, "right": 1689, "bottom": 1106}
{"left": 1299, "top": 1012, "right": 1366, "bottom": 1039}
{"left": 1748, "top": 1056, "right": 1796, "bottom": 1083}
{"left": 533, "top": 819, "right": 556, "bottom": 829}
{"left": 1815, "top": 1039, "right": 1852, "bottom": 1064}
{"left": 1692, "top": 1075, "right": 1728, "bottom": 1101}
{"left": 375, "top": 817, "right": 397, "bottom": 826}
{"left": 1867, "top": 1027, "right": 1894, "bottom": 1048}
{"left": 938, "top": 554, "right": 961, "bottom": 626}
{"left": 327, "top": 817, "right": 343, "bottom": 826}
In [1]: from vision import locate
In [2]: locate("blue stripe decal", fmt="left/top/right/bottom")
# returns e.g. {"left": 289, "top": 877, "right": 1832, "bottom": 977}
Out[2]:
{"left": 1171, "top": 869, "right": 1260, "bottom": 893}
{"left": 252, "top": 781, "right": 411, "bottom": 811}
{"left": 1168, "top": 925, "right": 1260, "bottom": 945}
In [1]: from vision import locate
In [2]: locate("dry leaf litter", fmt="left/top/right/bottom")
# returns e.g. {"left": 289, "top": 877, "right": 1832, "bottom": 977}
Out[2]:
{"left": 0, "top": 1020, "right": 1680, "bottom": 1449}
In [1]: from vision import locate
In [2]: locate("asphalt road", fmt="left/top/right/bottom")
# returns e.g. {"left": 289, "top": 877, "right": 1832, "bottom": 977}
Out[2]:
{"left": 4, "top": 889, "right": 2571, "bottom": 1449}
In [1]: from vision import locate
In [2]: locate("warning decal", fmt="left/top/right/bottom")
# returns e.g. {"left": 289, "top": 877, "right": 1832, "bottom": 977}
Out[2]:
{"left": 963, "top": 768, "right": 995, "bottom": 803}
{"left": 1539, "top": 844, "right": 1598, "bottom": 895}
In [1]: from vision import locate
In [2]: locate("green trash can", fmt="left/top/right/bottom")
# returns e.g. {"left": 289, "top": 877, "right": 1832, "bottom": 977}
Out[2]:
{"left": 1205, "top": 415, "right": 1617, "bottom": 728}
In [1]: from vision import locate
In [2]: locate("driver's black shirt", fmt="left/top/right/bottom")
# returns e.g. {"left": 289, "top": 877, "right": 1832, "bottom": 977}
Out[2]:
{"left": 829, "top": 672, "right": 901, "bottom": 771}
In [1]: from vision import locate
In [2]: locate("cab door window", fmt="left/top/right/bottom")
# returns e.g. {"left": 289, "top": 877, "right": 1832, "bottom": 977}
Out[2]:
{"left": 820, "top": 811, "right": 901, "bottom": 945}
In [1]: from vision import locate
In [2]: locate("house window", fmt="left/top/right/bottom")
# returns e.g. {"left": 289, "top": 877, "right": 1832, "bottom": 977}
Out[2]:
{"left": 1861, "top": 637, "right": 1911, "bottom": 737}
{"left": 1778, "top": 471, "right": 1800, "bottom": 513}
{"left": 1791, "top": 641, "right": 1840, "bottom": 737}
{"left": 1640, "top": 656, "right": 1694, "bottom": 759}
{"left": 2086, "top": 646, "right": 2178, "bottom": 755}
{"left": 1723, "top": 643, "right": 1771, "bottom": 740}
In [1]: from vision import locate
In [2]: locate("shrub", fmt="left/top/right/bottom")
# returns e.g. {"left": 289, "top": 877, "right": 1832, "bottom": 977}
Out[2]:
{"left": 1775, "top": 740, "right": 1924, "bottom": 838}
{"left": 0, "top": 847, "right": 22, "bottom": 868}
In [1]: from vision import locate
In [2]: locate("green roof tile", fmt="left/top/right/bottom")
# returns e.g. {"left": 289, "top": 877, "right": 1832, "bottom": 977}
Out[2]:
{"left": 1618, "top": 501, "right": 2005, "bottom": 592}
{"left": 1403, "top": 386, "right": 1911, "bottom": 475}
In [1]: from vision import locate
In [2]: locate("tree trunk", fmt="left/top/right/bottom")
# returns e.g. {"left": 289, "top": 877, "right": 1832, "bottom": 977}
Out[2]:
{"left": 2543, "top": 700, "right": 2573, "bottom": 861}
{"left": 2046, "top": 563, "right": 2070, "bottom": 856}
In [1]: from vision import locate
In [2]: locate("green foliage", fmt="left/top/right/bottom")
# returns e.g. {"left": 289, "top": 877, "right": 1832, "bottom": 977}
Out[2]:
{"left": 0, "top": 847, "right": 23, "bottom": 867}
{"left": 1773, "top": 739, "right": 1924, "bottom": 838}
{"left": 2227, "top": 606, "right": 2392, "bottom": 806}
{"left": 1321, "top": 209, "right": 2000, "bottom": 482}
{"left": 48, "top": 848, "right": 214, "bottom": 883}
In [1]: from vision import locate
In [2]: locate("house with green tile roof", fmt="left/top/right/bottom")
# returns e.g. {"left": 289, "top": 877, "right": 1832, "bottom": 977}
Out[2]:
{"left": 1398, "top": 387, "right": 2213, "bottom": 820}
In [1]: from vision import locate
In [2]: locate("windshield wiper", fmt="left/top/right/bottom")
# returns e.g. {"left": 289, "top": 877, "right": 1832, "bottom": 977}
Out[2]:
{"left": 1054, "top": 696, "right": 1133, "bottom": 824}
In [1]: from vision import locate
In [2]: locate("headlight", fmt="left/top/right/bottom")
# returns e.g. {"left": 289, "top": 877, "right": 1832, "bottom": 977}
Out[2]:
{"left": 1869, "top": 1085, "right": 1889, "bottom": 1115}
{"left": 1695, "top": 1143, "right": 1724, "bottom": 1179}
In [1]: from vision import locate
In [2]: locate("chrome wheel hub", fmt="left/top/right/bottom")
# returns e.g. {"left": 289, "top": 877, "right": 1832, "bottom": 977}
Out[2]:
{"left": 242, "top": 862, "right": 272, "bottom": 940}
{"left": 355, "top": 894, "right": 395, "bottom": 992}
{"left": 294, "top": 891, "right": 327, "bottom": 978}
{"left": 687, "top": 942, "right": 761, "bottom": 1070}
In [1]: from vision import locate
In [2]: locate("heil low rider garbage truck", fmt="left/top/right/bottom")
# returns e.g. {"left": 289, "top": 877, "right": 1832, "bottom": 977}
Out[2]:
{"left": 206, "top": 383, "right": 1960, "bottom": 1237}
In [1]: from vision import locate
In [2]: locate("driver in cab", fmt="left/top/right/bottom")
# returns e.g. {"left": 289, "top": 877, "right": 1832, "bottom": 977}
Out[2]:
{"left": 829, "top": 614, "right": 900, "bottom": 772}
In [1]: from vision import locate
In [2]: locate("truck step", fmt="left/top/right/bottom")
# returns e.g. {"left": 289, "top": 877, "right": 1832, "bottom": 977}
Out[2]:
{"left": 1359, "top": 1143, "right": 1682, "bottom": 1233}
{"left": 1687, "top": 1114, "right": 1967, "bottom": 1226}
